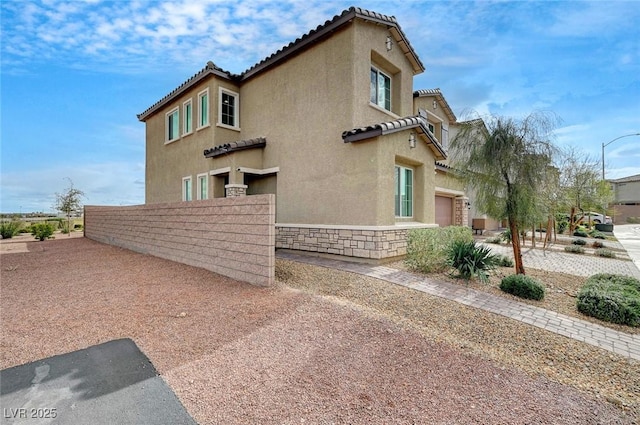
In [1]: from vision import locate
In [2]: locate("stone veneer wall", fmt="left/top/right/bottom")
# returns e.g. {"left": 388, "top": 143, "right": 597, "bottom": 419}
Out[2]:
{"left": 85, "top": 195, "right": 275, "bottom": 286}
{"left": 455, "top": 197, "right": 469, "bottom": 227}
{"left": 276, "top": 223, "right": 437, "bottom": 259}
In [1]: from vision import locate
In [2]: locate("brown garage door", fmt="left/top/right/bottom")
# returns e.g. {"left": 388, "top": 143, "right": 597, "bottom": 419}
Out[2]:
{"left": 435, "top": 196, "right": 453, "bottom": 227}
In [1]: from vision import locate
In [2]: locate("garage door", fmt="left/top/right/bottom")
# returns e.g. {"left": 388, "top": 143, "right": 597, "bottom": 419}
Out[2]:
{"left": 435, "top": 196, "right": 453, "bottom": 227}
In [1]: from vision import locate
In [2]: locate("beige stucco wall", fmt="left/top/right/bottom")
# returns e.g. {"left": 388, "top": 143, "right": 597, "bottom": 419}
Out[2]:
{"left": 145, "top": 78, "right": 242, "bottom": 204}
{"left": 144, "top": 18, "right": 439, "bottom": 228}
{"left": 613, "top": 180, "right": 640, "bottom": 203}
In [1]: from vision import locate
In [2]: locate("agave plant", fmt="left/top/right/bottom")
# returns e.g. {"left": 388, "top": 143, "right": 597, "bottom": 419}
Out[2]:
{"left": 446, "top": 240, "right": 500, "bottom": 282}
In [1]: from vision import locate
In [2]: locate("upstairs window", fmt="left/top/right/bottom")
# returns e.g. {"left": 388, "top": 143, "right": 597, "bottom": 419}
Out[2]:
{"left": 395, "top": 165, "right": 413, "bottom": 218}
{"left": 166, "top": 108, "right": 179, "bottom": 143}
{"left": 370, "top": 67, "right": 391, "bottom": 111}
{"left": 198, "top": 89, "right": 209, "bottom": 128}
{"left": 218, "top": 87, "right": 239, "bottom": 129}
{"left": 183, "top": 99, "right": 192, "bottom": 135}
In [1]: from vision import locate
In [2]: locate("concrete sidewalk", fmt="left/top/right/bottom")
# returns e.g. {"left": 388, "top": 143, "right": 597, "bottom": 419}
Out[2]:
{"left": 276, "top": 250, "right": 640, "bottom": 361}
{"left": 614, "top": 224, "right": 640, "bottom": 270}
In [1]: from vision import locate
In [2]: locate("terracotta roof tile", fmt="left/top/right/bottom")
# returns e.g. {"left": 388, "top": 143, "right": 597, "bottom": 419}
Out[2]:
{"left": 342, "top": 115, "right": 446, "bottom": 160}
{"left": 139, "top": 7, "right": 424, "bottom": 120}
{"left": 203, "top": 137, "right": 267, "bottom": 158}
{"left": 413, "top": 88, "right": 457, "bottom": 123}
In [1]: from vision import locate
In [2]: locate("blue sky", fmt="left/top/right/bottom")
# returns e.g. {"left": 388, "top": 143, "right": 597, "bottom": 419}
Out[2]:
{"left": 1, "top": 0, "right": 639, "bottom": 213}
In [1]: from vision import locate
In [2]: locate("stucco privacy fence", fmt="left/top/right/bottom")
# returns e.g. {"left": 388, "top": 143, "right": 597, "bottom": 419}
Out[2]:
{"left": 84, "top": 194, "right": 275, "bottom": 286}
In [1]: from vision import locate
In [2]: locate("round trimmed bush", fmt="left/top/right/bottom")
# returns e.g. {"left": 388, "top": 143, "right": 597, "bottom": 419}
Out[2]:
{"left": 592, "top": 240, "right": 605, "bottom": 248}
{"left": 573, "top": 229, "right": 588, "bottom": 237}
{"left": 500, "top": 274, "right": 545, "bottom": 300}
{"left": 577, "top": 274, "right": 640, "bottom": 327}
{"left": 572, "top": 238, "right": 587, "bottom": 246}
{"left": 564, "top": 245, "right": 585, "bottom": 254}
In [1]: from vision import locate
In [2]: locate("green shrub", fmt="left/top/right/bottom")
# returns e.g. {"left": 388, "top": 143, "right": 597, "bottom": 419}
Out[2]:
{"left": 0, "top": 220, "right": 22, "bottom": 239}
{"left": 594, "top": 233, "right": 606, "bottom": 240}
{"left": 627, "top": 216, "right": 640, "bottom": 224}
{"left": 577, "top": 274, "right": 640, "bottom": 327}
{"left": 572, "top": 238, "right": 587, "bottom": 246}
{"left": 446, "top": 240, "right": 499, "bottom": 282}
{"left": 31, "top": 222, "right": 56, "bottom": 241}
{"left": 592, "top": 240, "right": 605, "bottom": 248}
{"left": 485, "top": 235, "right": 502, "bottom": 244}
{"left": 500, "top": 229, "right": 512, "bottom": 243}
{"left": 564, "top": 245, "right": 585, "bottom": 254}
{"left": 595, "top": 248, "right": 616, "bottom": 258}
{"left": 496, "top": 255, "right": 514, "bottom": 267}
{"left": 573, "top": 229, "right": 588, "bottom": 237}
{"left": 406, "top": 226, "right": 473, "bottom": 273}
{"left": 557, "top": 219, "right": 568, "bottom": 235}
{"left": 500, "top": 274, "right": 545, "bottom": 300}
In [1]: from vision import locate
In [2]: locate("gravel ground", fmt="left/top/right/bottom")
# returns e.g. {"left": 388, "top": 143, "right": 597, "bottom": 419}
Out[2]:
{"left": 1, "top": 235, "right": 638, "bottom": 424}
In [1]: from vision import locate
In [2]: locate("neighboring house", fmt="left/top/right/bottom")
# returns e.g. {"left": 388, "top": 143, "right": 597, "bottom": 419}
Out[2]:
{"left": 609, "top": 174, "right": 640, "bottom": 224}
{"left": 138, "top": 6, "right": 471, "bottom": 260}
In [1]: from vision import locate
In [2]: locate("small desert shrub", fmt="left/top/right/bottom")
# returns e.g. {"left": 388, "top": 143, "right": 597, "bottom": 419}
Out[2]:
{"left": 556, "top": 219, "right": 568, "bottom": 235}
{"left": 593, "top": 233, "right": 606, "bottom": 240}
{"left": 500, "top": 274, "right": 545, "bottom": 300}
{"left": 573, "top": 229, "right": 588, "bottom": 237}
{"left": 406, "top": 226, "right": 473, "bottom": 273}
{"left": 496, "top": 255, "right": 514, "bottom": 267}
{"left": 0, "top": 220, "right": 22, "bottom": 239}
{"left": 627, "top": 216, "right": 640, "bottom": 224}
{"left": 572, "top": 238, "right": 587, "bottom": 246}
{"left": 446, "top": 240, "right": 499, "bottom": 282}
{"left": 577, "top": 274, "right": 640, "bottom": 327}
{"left": 595, "top": 248, "right": 616, "bottom": 258}
{"left": 485, "top": 235, "right": 502, "bottom": 244}
{"left": 564, "top": 245, "right": 585, "bottom": 254}
{"left": 592, "top": 240, "right": 605, "bottom": 248}
{"left": 31, "top": 222, "right": 56, "bottom": 241}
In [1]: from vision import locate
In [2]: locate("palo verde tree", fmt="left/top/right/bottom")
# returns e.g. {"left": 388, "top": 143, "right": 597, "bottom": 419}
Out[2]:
{"left": 54, "top": 178, "right": 85, "bottom": 236}
{"left": 449, "top": 112, "right": 558, "bottom": 275}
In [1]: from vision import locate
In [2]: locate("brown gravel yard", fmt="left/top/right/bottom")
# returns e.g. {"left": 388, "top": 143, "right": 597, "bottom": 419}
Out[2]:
{"left": 1, "top": 235, "right": 638, "bottom": 424}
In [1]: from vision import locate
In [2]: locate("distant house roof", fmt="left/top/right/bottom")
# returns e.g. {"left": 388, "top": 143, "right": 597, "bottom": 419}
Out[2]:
{"left": 203, "top": 137, "right": 266, "bottom": 158}
{"left": 610, "top": 174, "right": 640, "bottom": 183}
{"left": 138, "top": 6, "right": 424, "bottom": 121}
{"left": 413, "top": 88, "right": 457, "bottom": 123}
{"left": 342, "top": 114, "right": 447, "bottom": 160}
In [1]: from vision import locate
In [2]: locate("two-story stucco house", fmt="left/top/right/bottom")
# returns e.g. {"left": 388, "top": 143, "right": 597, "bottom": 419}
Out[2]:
{"left": 138, "top": 6, "right": 470, "bottom": 260}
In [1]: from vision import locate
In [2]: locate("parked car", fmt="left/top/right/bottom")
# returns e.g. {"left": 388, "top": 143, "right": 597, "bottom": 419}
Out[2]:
{"left": 574, "top": 211, "right": 612, "bottom": 225}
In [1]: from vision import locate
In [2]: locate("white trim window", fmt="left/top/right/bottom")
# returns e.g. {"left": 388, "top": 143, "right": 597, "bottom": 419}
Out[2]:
{"left": 196, "top": 173, "right": 208, "bottom": 200}
{"left": 370, "top": 66, "right": 391, "bottom": 111}
{"left": 182, "top": 176, "right": 192, "bottom": 201}
{"left": 183, "top": 99, "right": 192, "bottom": 135}
{"left": 395, "top": 165, "right": 413, "bottom": 218}
{"left": 166, "top": 107, "right": 179, "bottom": 143}
{"left": 198, "top": 89, "right": 209, "bottom": 129}
{"left": 218, "top": 87, "right": 240, "bottom": 130}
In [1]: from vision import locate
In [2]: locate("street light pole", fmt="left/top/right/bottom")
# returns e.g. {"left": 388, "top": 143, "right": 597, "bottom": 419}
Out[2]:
{"left": 601, "top": 132, "right": 640, "bottom": 225}
{"left": 602, "top": 133, "right": 640, "bottom": 180}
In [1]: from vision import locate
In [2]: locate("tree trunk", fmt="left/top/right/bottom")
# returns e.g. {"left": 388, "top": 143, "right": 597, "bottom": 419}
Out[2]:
{"left": 509, "top": 220, "right": 525, "bottom": 274}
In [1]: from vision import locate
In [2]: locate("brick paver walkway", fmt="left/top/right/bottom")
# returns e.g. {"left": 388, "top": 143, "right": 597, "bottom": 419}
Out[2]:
{"left": 277, "top": 250, "right": 640, "bottom": 361}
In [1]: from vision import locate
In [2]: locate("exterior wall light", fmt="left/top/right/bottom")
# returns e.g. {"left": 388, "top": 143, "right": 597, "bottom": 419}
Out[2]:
{"left": 386, "top": 36, "right": 393, "bottom": 51}
{"left": 409, "top": 133, "right": 416, "bottom": 149}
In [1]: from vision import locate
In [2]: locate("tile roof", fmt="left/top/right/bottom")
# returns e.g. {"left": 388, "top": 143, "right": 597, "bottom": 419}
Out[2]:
{"left": 203, "top": 137, "right": 267, "bottom": 158}
{"left": 413, "top": 88, "right": 457, "bottom": 123}
{"left": 138, "top": 6, "right": 424, "bottom": 121}
{"left": 342, "top": 115, "right": 447, "bottom": 160}
{"left": 138, "top": 61, "right": 238, "bottom": 121}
